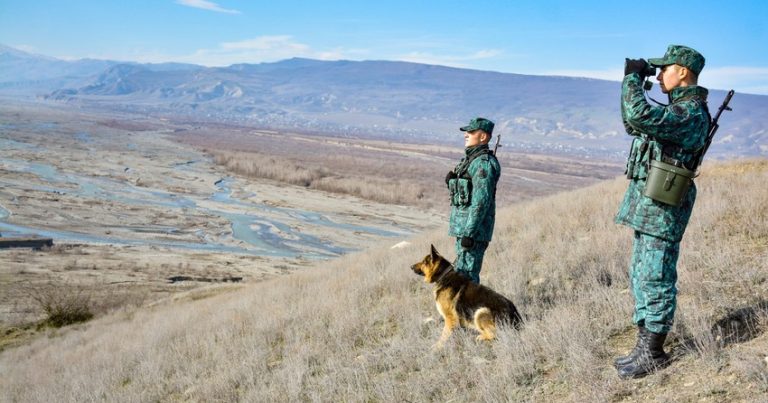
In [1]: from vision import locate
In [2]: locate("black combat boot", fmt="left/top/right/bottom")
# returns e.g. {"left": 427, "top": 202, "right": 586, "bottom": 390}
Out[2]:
{"left": 613, "top": 325, "right": 647, "bottom": 368}
{"left": 617, "top": 331, "right": 670, "bottom": 379}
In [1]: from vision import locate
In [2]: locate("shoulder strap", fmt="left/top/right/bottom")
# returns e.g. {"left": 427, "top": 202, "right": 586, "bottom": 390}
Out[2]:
{"left": 456, "top": 149, "right": 493, "bottom": 178}
{"left": 658, "top": 96, "right": 711, "bottom": 160}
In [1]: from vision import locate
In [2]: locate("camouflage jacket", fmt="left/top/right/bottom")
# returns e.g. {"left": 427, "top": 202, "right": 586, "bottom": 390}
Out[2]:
{"left": 448, "top": 144, "right": 500, "bottom": 242}
{"left": 615, "top": 73, "right": 710, "bottom": 242}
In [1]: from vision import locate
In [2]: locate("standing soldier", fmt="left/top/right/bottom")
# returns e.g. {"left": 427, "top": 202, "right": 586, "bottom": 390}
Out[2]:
{"left": 614, "top": 45, "right": 710, "bottom": 379}
{"left": 445, "top": 117, "right": 500, "bottom": 284}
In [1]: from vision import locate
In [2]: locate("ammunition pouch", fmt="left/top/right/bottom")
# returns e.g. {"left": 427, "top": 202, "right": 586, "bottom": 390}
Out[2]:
{"left": 624, "top": 136, "right": 650, "bottom": 180}
{"left": 448, "top": 177, "right": 472, "bottom": 206}
{"left": 450, "top": 147, "right": 493, "bottom": 207}
{"left": 644, "top": 159, "right": 695, "bottom": 206}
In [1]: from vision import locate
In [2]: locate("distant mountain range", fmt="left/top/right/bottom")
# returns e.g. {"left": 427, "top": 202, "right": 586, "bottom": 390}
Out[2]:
{"left": 1, "top": 44, "right": 766, "bottom": 158}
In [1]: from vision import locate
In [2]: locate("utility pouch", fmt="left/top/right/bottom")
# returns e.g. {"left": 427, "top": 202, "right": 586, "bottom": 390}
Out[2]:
{"left": 450, "top": 178, "right": 472, "bottom": 206}
{"left": 625, "top": 137, "right": 649, "bottom": 180}
{"left": 448, "top": 179, "right": 458, "bottom": 205}
{"left": 644, "top": 159, "right": 695, "bottom": 206}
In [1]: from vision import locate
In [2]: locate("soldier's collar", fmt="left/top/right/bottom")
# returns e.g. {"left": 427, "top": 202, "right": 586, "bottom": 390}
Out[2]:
{"left": 464, "top": 144, "right": 490, "bottom": 156}
{"left": 669, "top": 85, "right": 708, "bottom": 103}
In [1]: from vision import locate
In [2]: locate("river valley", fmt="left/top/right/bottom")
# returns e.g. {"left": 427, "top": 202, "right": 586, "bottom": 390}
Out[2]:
{"left": 0, "top": 104, "right": 442, "bottom": 333}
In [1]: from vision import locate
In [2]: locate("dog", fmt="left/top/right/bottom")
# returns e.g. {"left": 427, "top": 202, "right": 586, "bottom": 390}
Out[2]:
{"left": 411, "top": 244, "right": 522, "bottom": 348}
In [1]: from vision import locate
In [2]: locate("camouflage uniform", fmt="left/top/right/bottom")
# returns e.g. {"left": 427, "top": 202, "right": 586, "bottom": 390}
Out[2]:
{"left": 616, "top": 45, "right": 709, "bottom": 334}
{"left": 447, "top": 119, "right": 500, "bottom": 284}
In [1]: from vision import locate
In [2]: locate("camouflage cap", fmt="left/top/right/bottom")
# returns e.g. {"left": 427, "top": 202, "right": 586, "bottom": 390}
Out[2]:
{"left": 648, "top": 45, "right": 705, "bottom": 75}
{"left": 459, "top": 117, "right": 494, "bottom": 135}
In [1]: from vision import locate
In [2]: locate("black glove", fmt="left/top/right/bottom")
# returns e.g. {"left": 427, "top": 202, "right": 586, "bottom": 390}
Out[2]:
{"left": 445, "top": 170, "right": 457, "bottom": 185}
{"left": 624, "top": 58, "right": 649, "bottom": 76}
{"left": 460, "top": 236, "right": 474, "bottom": 249}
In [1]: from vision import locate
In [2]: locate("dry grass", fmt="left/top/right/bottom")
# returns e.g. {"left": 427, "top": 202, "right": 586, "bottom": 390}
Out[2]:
{"left": 213, "top": 150, "right": 433, "bottom": 207}
{"left": 178, "top": 128, "right": 620, "bottom": 209}
{"left": 0, "top": 244, "right": 245, "bottom": 343}
{"left": 1, "top": 159, "right": 766, "bottom": 402}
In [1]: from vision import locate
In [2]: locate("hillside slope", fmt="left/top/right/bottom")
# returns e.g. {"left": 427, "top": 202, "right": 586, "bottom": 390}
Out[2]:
{"left": 1, "top": 160, "right": 766, "bottom": 402}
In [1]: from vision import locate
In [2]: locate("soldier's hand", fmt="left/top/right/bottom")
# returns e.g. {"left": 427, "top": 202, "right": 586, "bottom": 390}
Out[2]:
{"left": 460, "top": 236, "right": 474, "bottom": 249}
{"left": 445, "top": 170, "right": 457, "bottom": 185}
{"left": 624, "top": 58, "right": 649, "bottom": 76}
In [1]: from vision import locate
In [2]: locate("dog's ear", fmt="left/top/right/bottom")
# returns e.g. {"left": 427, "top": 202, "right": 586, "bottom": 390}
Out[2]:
{"left": 430, "top": 244, "right": 438, "bottom": 258}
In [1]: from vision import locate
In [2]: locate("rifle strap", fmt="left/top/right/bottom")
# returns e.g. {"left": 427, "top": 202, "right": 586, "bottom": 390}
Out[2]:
{"left": 455, "top": 148, "right": 494, "bottom": 179}
{"left": 654, "top": 96, "right": 710, "bottom": 162}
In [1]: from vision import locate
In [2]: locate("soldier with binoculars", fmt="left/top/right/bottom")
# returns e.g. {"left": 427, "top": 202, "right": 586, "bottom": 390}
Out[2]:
{"left": 614, "top": 45, "right": 710, "bottom": 379}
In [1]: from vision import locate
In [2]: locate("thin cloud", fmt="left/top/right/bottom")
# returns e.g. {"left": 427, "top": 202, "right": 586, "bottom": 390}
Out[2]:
{"left": 397, "top": 49, "right": 502, "bottom": 68}
{"left": 221, "top": 36, "right": 309, "bottom": 52}
{"left": 541, "top": 68, "right": 624, "bottom": 81}
{"left": 553, "top": 32, "right": 628, "bottom": 39}
{"left": 700, "top": 66, "right": 768, "bottom": 94}
{"left": 542, "top": 66, "right": 768, "bottom": 95}
{"left": 177, "top": 36, "right": 365, "bottom": 66}
{"left": 175, "top": 0, "right": 240, "bottom": 14}
{"left": 11, "top": 44, "right": 39, "bottom": 54}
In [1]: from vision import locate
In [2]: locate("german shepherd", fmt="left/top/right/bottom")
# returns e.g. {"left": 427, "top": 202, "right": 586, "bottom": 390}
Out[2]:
{"left": 411, "top": 245, "right": 522, "bottom": 348}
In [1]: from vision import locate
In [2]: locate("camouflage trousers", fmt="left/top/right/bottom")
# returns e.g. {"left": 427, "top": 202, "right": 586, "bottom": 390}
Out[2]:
{"left": 629, "top": 231, "right": 680, "bottom": 334}
{"left": 454, "top": 238, "right": 489, "bottom": 284}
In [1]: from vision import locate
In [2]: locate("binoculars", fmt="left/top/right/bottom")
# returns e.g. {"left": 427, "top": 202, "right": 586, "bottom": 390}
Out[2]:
{"left": 640, "top": 64, "right": 657, "bottom": 78}
{"left": 625, "top": 58, "right": 657, "bottom": 78}
{"left": 639, "top": 61, "right": 656, "bottom": 90}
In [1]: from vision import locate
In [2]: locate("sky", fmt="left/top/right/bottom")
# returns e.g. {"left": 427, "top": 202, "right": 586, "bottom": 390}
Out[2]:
{"left": 1, "top": 0, "right": 768, "bottom": 94}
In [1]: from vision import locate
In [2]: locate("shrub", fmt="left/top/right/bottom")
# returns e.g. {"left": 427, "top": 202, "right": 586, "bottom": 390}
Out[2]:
{"left": 30, "top": 285, "right": 94, "bottom": 328}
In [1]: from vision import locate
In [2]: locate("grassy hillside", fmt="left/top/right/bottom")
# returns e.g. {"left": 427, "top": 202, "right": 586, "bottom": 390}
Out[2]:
{"left": 1, "top": 160, "right": 766, "bottom": 402}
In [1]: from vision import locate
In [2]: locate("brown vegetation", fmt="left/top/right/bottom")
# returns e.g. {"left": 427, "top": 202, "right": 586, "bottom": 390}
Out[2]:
{"left": 1, "top": 160, "right": 765, "bottom": 402}
{"left": 213, "top": 150, "right": 434, "bottom": 207}
{"left": 29, "top": 283, "right": 94, "bottom": 328}
{"left": 0, "top": 243, "right": 263, "bottom": 352}
{"left": 178, "top": 128, "right": 620, "bottom": 209}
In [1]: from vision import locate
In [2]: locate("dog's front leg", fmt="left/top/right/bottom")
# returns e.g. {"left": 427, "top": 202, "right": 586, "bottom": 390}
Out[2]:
{"left": 433, "top": 301, "right": 458, "bottom": 350}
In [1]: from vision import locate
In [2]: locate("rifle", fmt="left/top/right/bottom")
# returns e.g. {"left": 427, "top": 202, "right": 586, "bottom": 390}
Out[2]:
{"left": 493, "top": 132, "right": 502, "bottom": 155}
{"left": 692, "top": 89, "right": 735, "bottom": 172}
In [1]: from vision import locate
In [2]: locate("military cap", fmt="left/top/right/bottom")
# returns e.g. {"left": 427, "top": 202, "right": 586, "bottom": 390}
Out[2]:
{"left": 460, "top": 117, "right": 494, "bottom": 135}
{"left": 649, "top": 45, "right": 706, "bottom": 75}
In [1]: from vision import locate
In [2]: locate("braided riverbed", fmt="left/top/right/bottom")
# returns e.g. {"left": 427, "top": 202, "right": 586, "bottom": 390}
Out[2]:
{"left": 0, "top": 119, "right": 441, "bottom": 260}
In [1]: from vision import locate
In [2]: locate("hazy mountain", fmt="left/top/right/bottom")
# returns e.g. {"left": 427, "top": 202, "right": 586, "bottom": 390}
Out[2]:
{"left": 0, "top": 45, "right": 200, "bottom": 95}
{"left": 1, "top": 45, "right": 766, "bottom": 158}
{"left": 0, "top": 44, "right": 115, "bottom": 91}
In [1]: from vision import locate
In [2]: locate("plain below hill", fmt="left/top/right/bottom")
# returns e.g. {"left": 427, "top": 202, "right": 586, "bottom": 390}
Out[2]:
{"left": 1, "top": 159, "right": 766, "bottom": 402}
{"left": 2, "top": 44, "right": 767, "bottom": 160}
